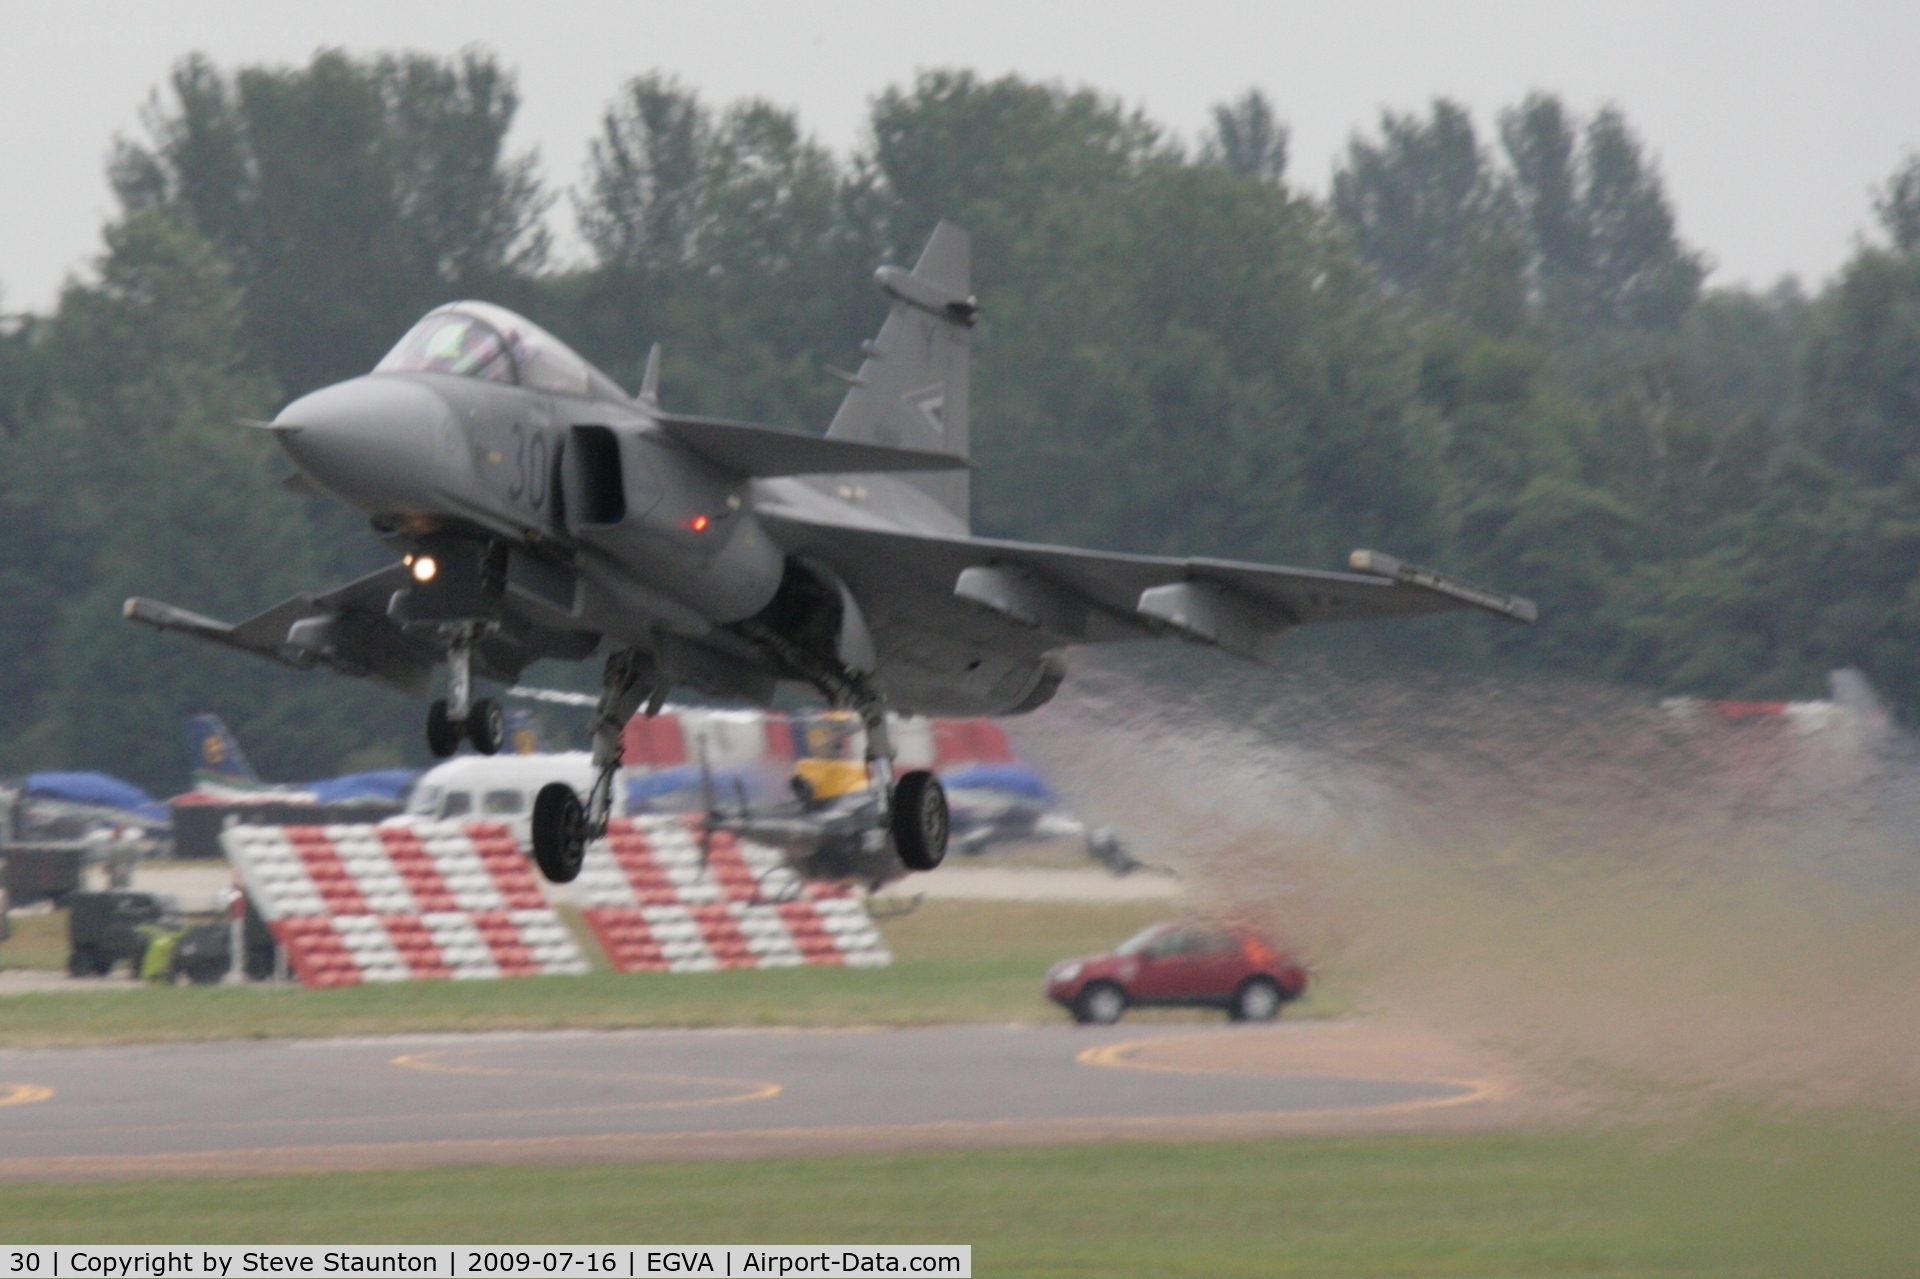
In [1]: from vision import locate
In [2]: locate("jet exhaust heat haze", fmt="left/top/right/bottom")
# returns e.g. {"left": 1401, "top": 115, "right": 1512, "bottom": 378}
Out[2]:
{"left": 1017, "top": 654, "right": 1920, "bottom": 1115}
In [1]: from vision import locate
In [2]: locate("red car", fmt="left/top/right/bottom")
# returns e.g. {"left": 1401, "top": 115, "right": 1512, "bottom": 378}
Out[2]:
{"left": 1045, "top": 922, "right": 1308, "bottom": 1025}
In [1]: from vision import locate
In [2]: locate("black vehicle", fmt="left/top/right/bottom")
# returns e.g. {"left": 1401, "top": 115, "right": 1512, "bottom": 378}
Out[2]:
{"left": 66, "top": 890, "right": 180, "bottom": 977}
{"left": 170, "top": 899, "right": 280, "bottom": 985}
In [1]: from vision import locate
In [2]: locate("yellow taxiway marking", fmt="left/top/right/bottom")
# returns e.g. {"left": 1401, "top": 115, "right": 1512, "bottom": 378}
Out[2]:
{"left": 33, "top": 1090, "right": 784, "bottom": 1141}
{"left": 389, "top": 1049, "right": 782, "bottom": 1105}
{"left": 1077, "top": 1034, "right": 1504, "bottom": 1116}
{"left": 0, "top": 1083, "right": 53, "bottom": 1108}
{"left": 12, "top": 1059, "right": 776, "bottom": 1143}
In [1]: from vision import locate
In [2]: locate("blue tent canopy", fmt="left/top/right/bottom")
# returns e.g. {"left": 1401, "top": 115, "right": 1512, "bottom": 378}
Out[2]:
{"left": 625, "top": 764, "right": 781, "bottom": 810}
{"left": 626, "top": 765, "right": 704, "bottom": 804}
{"left": 306, "top": 769, "right": 418, "bottom": 806}
{"left": 939, "top": 762, "right": 1055, "bottom": 801}
{"left": 24, "top": 771, "right": 170, "bottom": 824}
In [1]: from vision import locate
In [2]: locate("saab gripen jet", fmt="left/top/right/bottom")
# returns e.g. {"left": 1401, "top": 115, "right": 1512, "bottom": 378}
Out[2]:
{"left": 126, "top": 222, "right": 1535, "bottom": 882}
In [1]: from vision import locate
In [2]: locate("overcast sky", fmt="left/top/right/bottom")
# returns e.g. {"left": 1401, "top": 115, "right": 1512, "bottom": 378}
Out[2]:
{"left": 3, "top": 0, "right": 1915, "bottom": 314}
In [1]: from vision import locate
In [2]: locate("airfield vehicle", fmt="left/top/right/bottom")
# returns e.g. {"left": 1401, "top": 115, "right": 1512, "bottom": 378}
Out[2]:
{"left": 1046, "top": 922, "right": 1308, "bottom": 1025}
{"left": 169, "top": 899, "right": 280, "bottom": 985}
{"left": 66, "top": 889, "right": 182, "bottom": 977}
{"left": 127, "top": 221, "right": 1533, "bottom": 888}
{"left": 392, "top": 751, "right": 610, "bottom": 831}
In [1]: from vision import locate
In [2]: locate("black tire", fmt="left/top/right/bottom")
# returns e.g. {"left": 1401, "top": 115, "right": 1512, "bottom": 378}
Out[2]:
{"left": 1072, "top": 981, "right": 1127, "bottom": 1026}
{"left": 183, "top": 960, "right": 225, "bottom": 986}
{"left": 532, "top": 782, "right": 588, "bottom": 883}
{"left": 425, "top": 699, "right": 460, "bottom": 758}
{"left": 67, "top": 945, "right": 102, "bottom": 978}
{"left": 891, "top": 769, "right": 949, "bottom": 872}
{"left": 1230, "top": 977, "right": 1283, "bottom": 1023}
{"left": 468, "top": 697, "right": 506, "bottom": 755}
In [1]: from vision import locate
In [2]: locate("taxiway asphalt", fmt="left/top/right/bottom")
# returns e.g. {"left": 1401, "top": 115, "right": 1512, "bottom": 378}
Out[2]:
{"left": 0, "top": 1023, "right": 1503, "bottom": 1181}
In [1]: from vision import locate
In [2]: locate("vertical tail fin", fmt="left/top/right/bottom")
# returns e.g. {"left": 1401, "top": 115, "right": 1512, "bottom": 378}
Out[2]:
{"left": 826, "top": 221, "right": 974, "bottom": 530}
{"left": 186, "top": 713, "right": 261, "bottom": 789}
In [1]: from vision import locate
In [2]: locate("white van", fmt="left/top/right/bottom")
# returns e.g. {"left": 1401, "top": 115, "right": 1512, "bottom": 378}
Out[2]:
{"left": 389, "top": 753, "right": 620, "bottom": 835}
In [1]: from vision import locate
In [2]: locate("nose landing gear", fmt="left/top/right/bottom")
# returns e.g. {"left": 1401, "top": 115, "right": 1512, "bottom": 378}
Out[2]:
{"left": 425, "top": 699, "right": 460, "bottom": 757}
{"left": 425, "top": 695, "right": 504, "bottom": 757}
{"left": 423, "top": 623, "right": 506, "bottom": 759}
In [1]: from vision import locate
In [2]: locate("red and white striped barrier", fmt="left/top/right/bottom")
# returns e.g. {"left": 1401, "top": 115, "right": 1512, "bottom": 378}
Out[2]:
{"left": 222, "top": 821, "right": 590, "bottom": 987}
{"left": 571, "top": 815, "right": 891, "bottom": 973}
{"left": 620, "top": 710, "right": 1014, "bottom": 776}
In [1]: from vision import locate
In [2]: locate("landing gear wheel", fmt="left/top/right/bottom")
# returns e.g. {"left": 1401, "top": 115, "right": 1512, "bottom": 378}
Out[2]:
{"left": 532, "top": 782, "right": 588, "bottom": 883}
{"left": 467, "top": 697, "right": 505, "bottom": 755}
{"left": 890, "top": 769, "right": 949, "bottom": 872}
{"left": 1230, "top": 977, "right": 1282, "bottom": 1023}
{"left": 1073, "top": 981, "right": 1127, "bottom": 1025}
{"left": 425, "top": 699, "right": 460, "bottom": 758}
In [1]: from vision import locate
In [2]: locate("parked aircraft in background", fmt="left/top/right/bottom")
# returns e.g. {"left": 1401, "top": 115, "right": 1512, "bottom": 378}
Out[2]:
{"left": 187, "top": 713, "right": 270, "bottom": 794}
{"left": 179, "top": 714, "right": 415, "bottom": 807}
{"left": 127, "top": 222, "right": 1534, "bottom": 884}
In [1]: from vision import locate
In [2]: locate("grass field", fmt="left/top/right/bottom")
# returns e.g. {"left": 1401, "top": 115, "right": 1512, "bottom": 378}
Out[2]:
{"left": 0, "top": 900, "right": 1343, "bottom": 1048}
{"left": 3, "top": 1114, "right": 1915, "bottom": 1275}
{"left": 0, "top": 909, "right": 68, "bottom": 970}
{"left": 11, "top": 893, "right": 1912, "bottom": 1273}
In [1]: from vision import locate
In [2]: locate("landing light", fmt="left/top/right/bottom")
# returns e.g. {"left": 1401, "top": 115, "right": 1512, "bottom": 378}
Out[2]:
{"left": 410, "top": 555, "right": 438, "bottom": 583}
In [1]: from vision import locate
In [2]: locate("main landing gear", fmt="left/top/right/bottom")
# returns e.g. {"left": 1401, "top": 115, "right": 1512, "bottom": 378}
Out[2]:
{"left": 857, "top": 696, "right": 948, "bottom": 873}
{"left": 424, "top": 622, "right": 505, "bottom": 759}
{"left": 890, "top": 767, "right": 949, "bottom": 873}
{"left": 524, "top": 646, "right": 951, "bottom": 886}
{"left": 532, "top": 648, "right": 656, "bottom": 884}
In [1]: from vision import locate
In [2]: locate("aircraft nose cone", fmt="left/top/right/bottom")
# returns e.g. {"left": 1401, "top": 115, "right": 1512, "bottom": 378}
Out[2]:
{"left": 273, "top": 376, "right": 454, "bottom": 515}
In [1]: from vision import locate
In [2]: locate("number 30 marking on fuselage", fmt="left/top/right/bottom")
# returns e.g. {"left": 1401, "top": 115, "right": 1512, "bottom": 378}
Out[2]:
{"left": 508, "top": 423, "right": 548, "bottom": 512}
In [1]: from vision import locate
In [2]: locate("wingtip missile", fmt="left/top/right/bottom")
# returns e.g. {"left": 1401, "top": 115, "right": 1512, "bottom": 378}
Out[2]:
{"left": 639, "top": 343, "right": 662, "bottom": 409}
{"left": 1348, "top": 549, "right": 1538, "bottom": 624}
{"left": 124, "top": 596, "right": 239, "bottom": 641}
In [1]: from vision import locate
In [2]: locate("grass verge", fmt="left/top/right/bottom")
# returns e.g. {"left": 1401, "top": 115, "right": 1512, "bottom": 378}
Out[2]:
{"left": 0, "top": 900, "right": 1344, "bottom": 1048}
{"left": 3, "top": 1112, "right": 1915, "bottom": 1275}
{"left": 0, "top": 910, "right": 69, "bottom": 971}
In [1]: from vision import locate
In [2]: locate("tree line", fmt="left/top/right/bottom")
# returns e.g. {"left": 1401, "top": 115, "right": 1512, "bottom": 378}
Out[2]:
{"left": 3, "top": 49, "right": 1917, "bottom": 791}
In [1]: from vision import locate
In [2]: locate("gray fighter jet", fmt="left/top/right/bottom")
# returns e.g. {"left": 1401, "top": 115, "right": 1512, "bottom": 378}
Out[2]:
{"left": 126, "top": 222, "right": 1534, "bottom": 882}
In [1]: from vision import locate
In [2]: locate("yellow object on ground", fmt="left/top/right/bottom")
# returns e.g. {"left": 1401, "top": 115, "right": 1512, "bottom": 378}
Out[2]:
{"left": 794, "top": 757, "right": 867, "bottom": 802}
{"left": 137, "top": 926, "right": 179, "bottom": 983}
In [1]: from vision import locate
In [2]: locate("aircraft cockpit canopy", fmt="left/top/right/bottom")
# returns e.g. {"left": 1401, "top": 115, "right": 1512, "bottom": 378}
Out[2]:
{"left": 375, "top": 302, "right": 628, "bottom": 403}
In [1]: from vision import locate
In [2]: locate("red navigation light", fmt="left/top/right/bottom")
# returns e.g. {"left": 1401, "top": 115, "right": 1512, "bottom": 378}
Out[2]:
{"left": 685, "top": 514, "right": 710, "bottom": 532}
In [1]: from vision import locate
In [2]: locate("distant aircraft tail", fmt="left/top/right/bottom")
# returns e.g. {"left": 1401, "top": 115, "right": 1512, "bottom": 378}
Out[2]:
{"left": 186, "top": 714, "right": 262, "bottom": 789}
{"left": 826, "top": 221, "right": 974, "bottom": 530}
